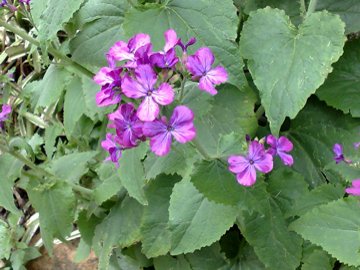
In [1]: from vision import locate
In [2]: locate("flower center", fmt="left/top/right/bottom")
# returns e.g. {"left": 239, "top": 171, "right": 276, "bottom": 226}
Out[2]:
{"left": 147, "top": 90, "right": 153, "bottom": 96}
{"left": 167, "top": 125, "right": 174, "bottom": 132}
{"left": 249, "top": 159, "right": 255, "bottom": 165}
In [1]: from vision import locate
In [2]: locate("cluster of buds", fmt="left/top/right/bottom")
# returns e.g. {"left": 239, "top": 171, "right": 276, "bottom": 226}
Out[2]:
{"left": 94, "top": 29, "right": 228, "bottom": 166}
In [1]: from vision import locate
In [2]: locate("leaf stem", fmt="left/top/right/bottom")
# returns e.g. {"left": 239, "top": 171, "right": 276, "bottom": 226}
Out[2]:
{"left": 0, "top": 19, "right": 94, "bottom": 78}
{"left": 306, "top": 0, "right": 318, "bottom": 16}
{"left": 191, "top": 138, "right": 211, "bottom": 160}
{"left": 179, "top": 76, "right": 187, "bottom": 103}
{"left": 299, "top": 0, "right": 306, "bottom": 18}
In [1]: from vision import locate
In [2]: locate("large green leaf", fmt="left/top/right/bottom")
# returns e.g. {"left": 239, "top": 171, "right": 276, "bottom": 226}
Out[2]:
{"left": 240, "top": 8, "right": 345, "bottom": 135}
{"left": 140, "top": 174, "right": 180, "bottom": 258}
{"left": 48, "top": 151, "right": 98, "bottom": 183}
{"left": 27, "top": 181, "right": 76, "bottom": 255}
{"left": 123, "top": 0, "right": 246, "bottom": 88}
{"left": 70, "top": 0, "right": 128, "bottom": 69}
{"left": 238, "top": 198, "right": 302, "bottom": 270}
{"left": 32, "top": 0, "right": 85, "bottom": 41}
{"left": 0, "top": 153, "right": 23, "bottom": 215}
{"left": 290, "top": 198, "right": 360, "bottom": 267}
{"left": 35, "top": 64, "right": 73, "bottom": 110}
{"left": 93, "top": 197, "right": 143, "bottom": 270}
{"left": 119, "top": 143, "right": 148, "bottom": 205}
{"left": 286, "top": 98, "right": 360, "bottom": 186}
{"left": 301, "top": 245, "right": 335, "bottom": 270}
{"left": 169, "top": 180, "right": 237, "bottom": 255}
{"left": 316, "top": 39, "right": 360, "bottom": 117}
{"left": 185, "top": 243, "right": 229, "bottom": 270}
{"left": 188, "top": 84, "right": 257, "bottom": 158}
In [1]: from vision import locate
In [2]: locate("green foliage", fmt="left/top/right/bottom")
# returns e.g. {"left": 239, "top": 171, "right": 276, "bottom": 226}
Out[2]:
{"left": 169, "top": 180, "right": 237, "bottom": 255}
{"left": 240, "top": 7, "right": 345, "bottom": 134}
{"left": 0, "top": 220, "right": 12, "bottom": 259}
{"left": 317, "top": 38, "right": 360, "bottom": 117}
{"left": 123, "top": 0, "right": 246, "bottom": 87}
{"left": 290, "top": 198, "right": 360, "bottom": 266}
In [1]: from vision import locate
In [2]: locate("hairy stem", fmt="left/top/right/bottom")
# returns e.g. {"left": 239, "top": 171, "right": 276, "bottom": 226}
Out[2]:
{"left": 299, "top": 0, "right": 306, "bottom": 18}
{"left": 179, "top": 76, "right": 187, "bottom": 103}
{"left": 306, "top": 0, "right": 318, "bottom": 16}
{"left": 0, "top": 19, "right": 94, "bottom": 78}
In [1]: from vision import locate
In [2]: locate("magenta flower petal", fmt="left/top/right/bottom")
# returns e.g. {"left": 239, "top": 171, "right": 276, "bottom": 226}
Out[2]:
{"left": 354, "top": 142, "right": 360, "bottom": 150}
{"left": 142, "top": 118, "right": 167, "bottom": 138}
{"left": 178, "top": 37, "right": 196, "bottom": 52}
{"left": 137, "top": 96, "right": 159, "bottom": 122}
{"left": 128, "top": 33, "right": 151, "bottom": 53}
{"left": 152, "top": 83, "right": 174, "bottom": 106}
{"left": 199, "top": 76, "right": 218, "bottom": 95}
{"left": 169, "top": 105, "right": 196, "bottom": 143}
{"left": 266, "top": 135, "right": 294, "bottom": 166}
{"left": 236, "top": 166, "right": 257, "bottom": 186}
{"left": 94, "top": 67, "right": 114, "bottom": 85}
{"left": 164, "top": 29, "right": 179, "bottom": 52}
{"left": 122, "top": 75, "right": 147, "bottom": 98}
{"left": 206, "top": 66, "right": 228, "bottom": 85}
{"left": 333, "top": 143, "right": 345, "bottom": 164}
{"left": 0, "top": 104, "right": 11, "bottom": 122}
{"left": 149, "top": 132, "right": 173, "bottom": 156}
{"left": 346, "top": 179, "right": 360, "bottom": 196}
{"left": 101, "top": 133, "right": 122, "bottom": 166}
{"left": 228, "top": 155, "right": 249, "bottom": 174}
{"left": 134, "top": 64, "right": 157, "bottom": 90}
{"left": 278, "top": 136, "right": 293, "bottom": 152}
{"left": 95, "top": 87, "right": 121, "bottom": 107}
{"left": 254, "top": 153, "right": 274, "bottom": 173}
{"left": 108, "top": 41, "right": 133, "bottom": 62}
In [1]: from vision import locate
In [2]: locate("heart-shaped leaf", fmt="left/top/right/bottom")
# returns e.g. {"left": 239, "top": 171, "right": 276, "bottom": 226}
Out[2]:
{"left": 240, "top": 7, "right": 345, "bottom": 134}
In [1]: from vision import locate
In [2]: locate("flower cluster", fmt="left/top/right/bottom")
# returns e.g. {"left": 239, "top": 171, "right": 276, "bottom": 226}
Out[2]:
{"left": 334, "top": 142, "right": 360, "bottom": 196}
{"left": 1, "top": 0, "right": 30, "bottom": 10}
{"left": 94, "top": 30, "right": 227, "bottom": 166}
{"left": 228, "top": 135, "right": 293, "bottom": 186}
{"left": 0, "top": 104, "right": 11, "bottom": 129}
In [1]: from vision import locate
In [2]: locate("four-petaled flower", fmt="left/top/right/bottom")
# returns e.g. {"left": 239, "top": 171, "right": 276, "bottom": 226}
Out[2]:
{"left": 345, "top": 179, "right": 360, "bottom": 196}
{"left": 186, "top": 47, "right": 228, "bottom": 95}
{"left": 93, "top": 67, "right": 122, "bottom": 107}
{"left": 228, "top": 140, "right": 273, "bottom": 186}
{"left": 333, "top": 143, "right": 352, "bottom": 164}
{"left": 150, "top": 29, "right": 179, "bottom": 69}
{"left": 122, "top": 64, "right": 174, "bottom": 121}
{"left": 266, "top": 135, "right": 294, "bottom": 166}
{"left": 142, "top": 105, "right": 196, "bottom": 156}
{"left": 108, "top": 103, "right": 144, "bottom": 148}
{"left": 108, "top": 33, "right": 152, "bottom": 69}
{"left": 0, "top": 104, "right": 11, "bottom": 122}
{"left": 101, "top": 133, "right": 123, "bottom": 167}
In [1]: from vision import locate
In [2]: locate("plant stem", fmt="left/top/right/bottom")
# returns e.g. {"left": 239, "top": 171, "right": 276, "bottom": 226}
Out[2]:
{"left": 191, "top": 138, "right": 211, "bottom": 160}
{"left": 0, "top": 19, "right": 94, "bottom": 78}
{"left": 299, "top": 0, "right": 306, "bottom": 17}
{"left": 179, "top": 76, "right": 187, "bottom": 103}
{"left": 306, "top": 0, "right": 318, "bottom": 16}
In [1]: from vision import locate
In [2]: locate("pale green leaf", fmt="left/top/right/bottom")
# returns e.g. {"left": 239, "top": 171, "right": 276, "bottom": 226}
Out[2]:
{"left": 0, "top": 220, "right": 12, "bottom": 259}
{"left": 44, "top": 122, "right": 63, "bottom": 158}
{"left": 153, "top": 255, "right": 192, "bottom": 270}
{"left": 301, "top": 246, "right": 334, "bottom": 270}
{"left": 169, "top": 180, "right": 237, "bottom": 255}
{"left": 317, "top": 39, "right": 360, "bottom": 117}
{"left": 290, "top": 198, "right": 360, "bottom": 267}
{"left": 124, "top": 0, "right": 246, "bottom": 88}
{"left": 27, "top": 181, "right": 76, "bottom": 255}
{"left": 119, "top": 143, "right": 148, "bottom": 205}
{"left": 240, "top": 8, "right": 345, "bottom": 134}
{"left": 93, "top": 197, "right": 143, "bottom": 270}
{"left": 141, "top": 174, "right": 180, "bottom": 258}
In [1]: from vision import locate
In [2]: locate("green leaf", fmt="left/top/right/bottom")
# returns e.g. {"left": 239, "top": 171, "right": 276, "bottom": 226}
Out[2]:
{"left": 141, "top": 174, "right": 181, "bottom": 258}
{"left": 94, "top": 162, "right": 123, "bottom": 205}
{"left": 267, "top": 168, "right": 309, "bottom": 215}
{"left": 190, "top": 84, "right": 257, "bottom": 158}
{"left": 93, "top": 197, "right": 143, "bottom": 270}
{"left": 27, "top": 181, "right": 76, "bottom": 255}
{"left": 232, "top": 242, "right": 266, "bottom": 270}
{"left": 153, "top": 255, "right": 192, "bottom": 270}
{"left": 288, "top": 183, "right": 344, "bottom": 217}
{"left": 290, "top": 198, "right": 360, "bottom": 267}
{"left": 35, "top": 64, "right": 73, "bottom": 110}
{"left": 240, "top": 8, "right": 345, "bottom": 134}
{"left": 144, "top": 143, "right": 198, "bottom": 180}
{"left": 190, "top": 159, "right": 267, "bottom": 208}
{"left": 301, "top": 246, "right": 334, "bottom": 270}
{"left": 119, "top": 143, "right": 148, "bottom": 205}
{"left": 237, "top": 198, "right": 302, "bottom": 270}
{"left": 185, "top": 243, "right": 228, "bottom": 270}
{"left": 181, "top": 82, "right": 214, "bottom": 118}
{"left": 33, "top": 0, "right": 85, "bottom": 41}
{"left": 0, "top": 153, "right": 23, "bottom": 214}
{"left": 70, "top": 0, "right": 128, "bottom": 69}
{"left": 287, "top": 98, "right": 360, "bottom": 186}
{"left": 48, "top": 151, "right": 97, "bottom": 183}
{"left": 0, "top": 220, "right": 12, "bottom": 259}
{"left": 169, "top": 180, "right": 237, "bottom": 255}
{"left": 316, "top": 39, "right": 360, "bottom": 117}
{"left": 123, "top": 0, "right": 247, "bottom": 88}
{"left": 44, "top": 122, "right": 63, "bottom": 158}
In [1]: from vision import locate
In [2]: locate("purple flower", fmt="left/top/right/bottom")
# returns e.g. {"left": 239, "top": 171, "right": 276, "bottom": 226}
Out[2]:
{"left": 0, "top": 104, "right": 11, "bottom": 122}
{"left": 108, "top": 103, "right": 144, "bottom": 148}
{"left": 266, "top": 135, "right": 294, "bottom": 166}
{"left": 108, "top": 33, "right": 152, "bottom": 69}
{"left": 93, "top": 67, "right": 122, "bottom": 107}
{"left": 354, "top": 142, "right": 360, "bottom": 150}
{"left": 122, "top": 64, "right": 174, "bottom": 121}
{"left": 228, "top": 140, "right": 273, "bottom": 186}
{"left": 142, "top": 105, "right": 196, "bottom": 156}
{"left": 333, "top": 143, "right": 352, "bottom": 164}
{"left": 0, "top": 0, "right": 7, "bottom": 7}
{"left": 186, "top": 47, "right": 227, "bottom": 95}
{"left": 101, "top": 133, "right": 122, "bottom": 167}
{"left": 150, "top": 29, "right": 179, "bottom": 69}
{"left": 345, "top": 179, "right": 360, "bottom": 196}
{"left": 178, "top": 37, "right": 196, "bottom": 53}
